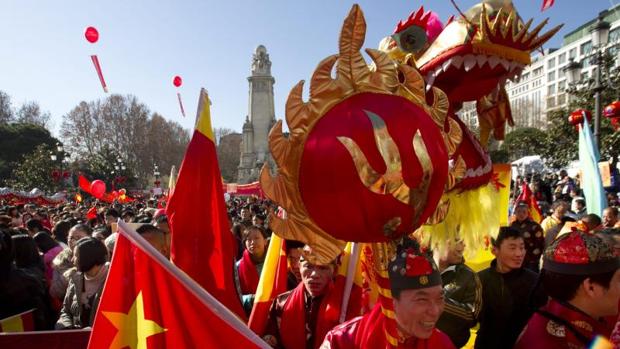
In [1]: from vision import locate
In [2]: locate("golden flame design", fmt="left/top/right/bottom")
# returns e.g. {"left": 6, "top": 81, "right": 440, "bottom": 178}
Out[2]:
{"left": 260, "top": 5, "right": 463, "bottom": 264}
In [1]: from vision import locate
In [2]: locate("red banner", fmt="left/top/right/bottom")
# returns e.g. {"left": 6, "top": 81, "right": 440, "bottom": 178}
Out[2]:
{"left": 0, "top": 329, "right": 90, "bottom": 349}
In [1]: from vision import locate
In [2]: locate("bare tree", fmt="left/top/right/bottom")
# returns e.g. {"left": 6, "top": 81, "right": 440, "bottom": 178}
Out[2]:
{"left": 60, "top": 94, "right": 190, "bottom": 187}
{"left": 217, "top": 132, "right": 241, "bottom": 182}
{"left": 0, "top": 91, "right": 14, "bottom": 124}
{"left": 16, "top": 101, "right": 51, "bottom": 127}
{"left": 214, "top": 127, "right": 235, "bottom": 146}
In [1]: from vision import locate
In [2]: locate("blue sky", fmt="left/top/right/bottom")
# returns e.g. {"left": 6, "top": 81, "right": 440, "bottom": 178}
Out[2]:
{"left": 0, "top": 0, "right": 614, "bottom": 136}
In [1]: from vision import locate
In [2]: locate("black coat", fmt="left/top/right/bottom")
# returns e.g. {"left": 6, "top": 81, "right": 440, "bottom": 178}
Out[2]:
{"left": 475, "top": 259, "right": 547, "bottom": 349}
{"left": 436, "top": 262, "right": 482, "bottom": 348}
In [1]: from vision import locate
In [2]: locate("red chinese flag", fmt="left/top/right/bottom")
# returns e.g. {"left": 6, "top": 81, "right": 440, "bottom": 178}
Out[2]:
{"left": 166, "top": 88, "right": 246, "bottom": 320}
{"left": 516, "top": 182, "right": 543, "bottom": 223}
{"left": 541, "top": 0, "right": 555, "bottom": 11}
{"left": 78, "top": 175, "right": 91, "bottom": 193}
{"left": 86, "top": 207, "right": 98, "bottom": 220}
{"left": 88, "top": 221, "right": 268, "bottom": 349}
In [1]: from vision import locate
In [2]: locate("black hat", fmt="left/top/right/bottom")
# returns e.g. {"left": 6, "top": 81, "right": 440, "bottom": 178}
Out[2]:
{"left": 389, "top": 239, "right": 441, "bottom": 292}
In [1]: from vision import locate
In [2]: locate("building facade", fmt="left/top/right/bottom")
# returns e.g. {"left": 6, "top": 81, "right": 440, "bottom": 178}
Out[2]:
{"left": 238, "top": 45, "right": 277, "bottom": 183}
{"left": 458, "top": 5, "right": 620, "bottom": 130}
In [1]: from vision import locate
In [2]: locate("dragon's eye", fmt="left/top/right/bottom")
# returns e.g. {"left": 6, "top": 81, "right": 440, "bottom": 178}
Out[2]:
{"left": 392, "top": 25, "right": 428, "bottom": 53}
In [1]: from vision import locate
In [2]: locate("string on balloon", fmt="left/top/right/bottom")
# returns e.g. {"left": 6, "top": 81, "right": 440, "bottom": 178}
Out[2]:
{"left": 173, "top": 75, "right": 186, "bottom": 117}
{"left": 85, "top": 26, "right": 109, "bottom": 93}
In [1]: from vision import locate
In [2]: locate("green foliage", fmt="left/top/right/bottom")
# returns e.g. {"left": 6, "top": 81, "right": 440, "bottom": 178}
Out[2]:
{"left": 0, "top": 122, "right": 58, "bottom": 185}
{"left": 540, "top": 108, "right": 578, "bottom": 170}
{"left": 500, "top": 127, "right": 548, "bottom": 162}
{"left": 6, "top": 144, "right": 57, "bottom": 193}
{"left": 76, "top": 145, "right": 136, "bottom": 189}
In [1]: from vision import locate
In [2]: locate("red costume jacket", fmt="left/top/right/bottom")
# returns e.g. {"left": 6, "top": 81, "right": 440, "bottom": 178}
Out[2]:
{"left": 514, "top": 299, "right": 613, "bottom": 349}
{"left": 320, "top": 303, "right": 455, "bottom": 349}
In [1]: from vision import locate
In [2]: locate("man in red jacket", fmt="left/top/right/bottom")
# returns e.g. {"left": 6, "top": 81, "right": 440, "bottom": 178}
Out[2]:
{"left": 515, "top": 230, "right": 620, "bottom": 349}
{"left": 321, "top": 240, "right": 455, "bottom": 349}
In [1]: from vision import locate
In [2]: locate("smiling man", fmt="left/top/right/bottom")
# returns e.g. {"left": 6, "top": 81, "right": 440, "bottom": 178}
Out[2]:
{"left": 475, "top": 227, "right": 547, "bottom": 349}
{"left": 321, "top": 240, "right": 455, "bottom": 349}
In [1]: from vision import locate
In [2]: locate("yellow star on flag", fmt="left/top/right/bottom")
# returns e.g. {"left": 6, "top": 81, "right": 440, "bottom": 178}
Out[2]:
{"left": 102, "top": 291, "right": 167, "bottom": 349}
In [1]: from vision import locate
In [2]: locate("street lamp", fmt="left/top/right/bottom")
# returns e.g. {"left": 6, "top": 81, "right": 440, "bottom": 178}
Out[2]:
{"left": 563, "top": 59, "right": 583, "bottom": 85}
{"left": 591, "top": 12, "right": 610, "bottom": 148}
{"left": 153, "top": 164, "right": 161, "bottom": 187}
{"left": 49, "top": 143, "right": 70, "bottom": 191}
{"left": 563, "top": 11, "right": 611, "bottom": 150}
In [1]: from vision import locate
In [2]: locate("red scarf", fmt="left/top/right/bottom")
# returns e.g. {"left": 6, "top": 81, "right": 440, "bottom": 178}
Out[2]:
{"left": 352, "top": 303, "right": 455, "bottom": 349}
{"left": 238, "top": 249, "right": 260, "bottom": 294}
{"left": 280, "top": 281, "right": 340, "bottom": 349}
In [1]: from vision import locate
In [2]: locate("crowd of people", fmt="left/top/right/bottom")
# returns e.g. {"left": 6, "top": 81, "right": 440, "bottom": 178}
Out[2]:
{"left": 1, "top": 169, "right": 620, "bottom": 348}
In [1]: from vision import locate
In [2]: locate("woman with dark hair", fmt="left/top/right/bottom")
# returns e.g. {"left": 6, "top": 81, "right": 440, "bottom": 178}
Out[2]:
{"left": 236, "top": 225, "right": 269, "bottom": 315}
{"left": 56, "top": 237, "right": 109, "bottom": 329}
{"left": 0, "top": 229, "right": 53, "bottom": 330}
{"left": 33, "top": 232, "right": 64, "bottom": 284}
{"left": 52, "top": 220, "right": 71, "bottom": 249}
{"left": 12, "top": 234, "right": 45, "bottom": 282}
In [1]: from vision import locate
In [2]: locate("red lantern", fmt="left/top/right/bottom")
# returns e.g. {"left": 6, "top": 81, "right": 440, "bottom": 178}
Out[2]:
{"left": 51, "top": 170, "right": 60, "bottom": 181}
{"left": 612, "top": 117, "right": 620, "bottom": 131}
{"left": 568, "top": 109, "right": 592, "bottom": 126}
{"left": 90, "top": 180, "right": 106, "bottom": 199}
{"left": 84, "top": 26, "right": 99, "bottom": 43}
{"left": 62, "top": 171, "right": 70, "bottom": 179}
{"left": 173, "top": 76, "right": 182, "bottom": 87}
{"left": 604, "top": 101, "right": 620, "bottom": 119}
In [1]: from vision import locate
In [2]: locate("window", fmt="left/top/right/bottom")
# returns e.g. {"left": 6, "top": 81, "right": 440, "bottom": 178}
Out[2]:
{"left": 548, "top": 71, "right": 555, "bottom": 81}
{"left": 521, "top": 72, "right": 530, "bottom": 81}
{"left": 557, "top": 93, "right": 566, "bottom": 105}
{"left": 558, "top": 80, "right": 566, "bottom": 91}
{"left": 533, "top": 67, "right": 543, "bottom": 76}
{"left": 548, "top": 84, "right": 556, "bottom": 95}
{"left": 548, "top": 58, "right": 556, "bottom": 69}
{"left": 580, "top": 41, "right": 592, "bottom": 56}
{"left": 558, "top": 68, "right": 565, "bottom": 79}
{"left": 610, "top": 28, "right": 620, "bottom": 44}
{"left": 581, "top": 58, "right": 590, "bottom": 68}
{"left": 569, "top": 48, "right": 577, "bottom": 59}
{"left": 558, "top": 53, "right": 566, "bottom": 65}
{"left": 547, "top": 96, "right": 556, "bottom": 108}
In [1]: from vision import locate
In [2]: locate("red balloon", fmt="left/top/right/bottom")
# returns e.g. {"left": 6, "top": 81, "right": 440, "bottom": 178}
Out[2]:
{"left": 85, "top": 26, "right": 99, "bottom": 43}
{"left": 173, "top": 76, "right": 182, "bottom": 87}
{"left": 90, "top": 180, "right": 106, "bottom": 199}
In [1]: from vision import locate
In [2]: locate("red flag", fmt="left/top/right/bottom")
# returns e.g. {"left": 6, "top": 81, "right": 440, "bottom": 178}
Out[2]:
{"left": 541, "top": 0, "right": 555, "bottom": 11}
{"left": 166, "top": 88, "right": 246, "bottom": 320}
{"left": 0, "top": 309, "right": 35, "bottom": 332}
{"left": 0, "top": 329, "right": 90, "bottom": 348}
{"left": 86, "top": 207, "right": 97, "bottom": 220}
{"left": 78, "top": 175, "right": 91, "bottom": 193}
{"left": 516, "top": 182, "right": 543, "bottom": 223}
{"left": 88, "top": 221, "right": 268, "bottom": 349}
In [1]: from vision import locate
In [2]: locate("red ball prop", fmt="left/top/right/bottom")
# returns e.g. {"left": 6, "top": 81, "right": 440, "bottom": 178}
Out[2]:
{"left": 604, "top": 101, "right": 620, "bottom": 119}
{"left": 568, "top": 109, "right": 591, "bottom": 126}
{"left": 173, "top": 76, "right": 182, "bottom": 87}
{"left": 85, "top": 26, "right": 99, "bottom": 43}
{"left": 90, "top": 180, "right": 106, "bottom": 198}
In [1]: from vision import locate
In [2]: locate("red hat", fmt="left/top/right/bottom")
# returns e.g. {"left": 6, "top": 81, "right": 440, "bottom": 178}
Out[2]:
{"left": 543, "top": 231, "right": 620, "bottom": 275}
